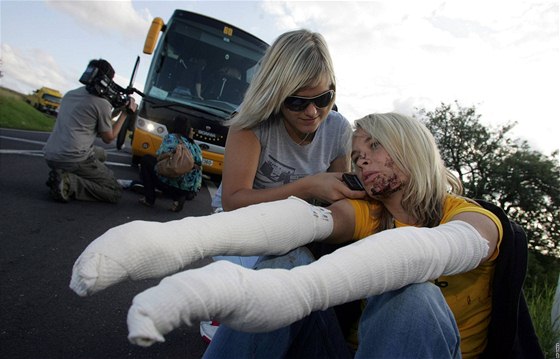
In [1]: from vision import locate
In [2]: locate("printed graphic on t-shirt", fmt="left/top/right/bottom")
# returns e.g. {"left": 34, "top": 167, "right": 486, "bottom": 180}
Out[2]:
{"left": 254, "top": 155, "right": 305, "bottom": 188}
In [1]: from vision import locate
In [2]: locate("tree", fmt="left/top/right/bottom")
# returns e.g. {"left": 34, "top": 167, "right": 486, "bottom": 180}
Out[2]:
{"left": 415, "top": 101, "right": 560, "bottom": 256}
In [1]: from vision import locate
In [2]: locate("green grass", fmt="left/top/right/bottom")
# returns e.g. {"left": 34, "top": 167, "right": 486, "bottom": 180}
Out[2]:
{"left": 526, "top": 280, "right": 560, "bottom": 357}
{"left": 0, "top": 87, "right": 55, "bottom": 131}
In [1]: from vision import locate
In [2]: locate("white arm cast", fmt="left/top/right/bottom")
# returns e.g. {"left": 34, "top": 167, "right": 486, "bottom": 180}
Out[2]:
{"left": 127, "top": 220, "right": 489, "bottom": 346}
{"left": 70, "top": 196, "right": 332, "bottom": 297}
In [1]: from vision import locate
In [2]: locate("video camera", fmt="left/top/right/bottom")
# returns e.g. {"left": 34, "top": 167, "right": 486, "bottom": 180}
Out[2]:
{"left": 79, "top": 63, "right": 131, "bottom": 109}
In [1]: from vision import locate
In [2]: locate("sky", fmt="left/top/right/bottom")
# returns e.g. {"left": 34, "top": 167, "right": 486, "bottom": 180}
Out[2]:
{"left": 1, "top": 0, "right": 558, "bottom": 155}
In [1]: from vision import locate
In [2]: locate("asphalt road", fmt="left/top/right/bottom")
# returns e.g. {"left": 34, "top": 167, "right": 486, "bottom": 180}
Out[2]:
{"left": 0, "top": 128, "right": 217, "bottom": 358}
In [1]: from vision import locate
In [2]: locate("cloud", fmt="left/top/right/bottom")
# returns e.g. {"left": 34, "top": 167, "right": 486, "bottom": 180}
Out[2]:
{"left": 45, "top": 0, "right": 152, "bottom": 43}
{"left": 259, "top": 1, "right": 558, "bottom": 153}
{"left": 2, "top": 1, "right": 154, "bottom": 95}
{"left": 3, "top": 0, "right": 555, "bottom": 153}
{"left": 1, "top": 44, "right": 72, "bottom": 94}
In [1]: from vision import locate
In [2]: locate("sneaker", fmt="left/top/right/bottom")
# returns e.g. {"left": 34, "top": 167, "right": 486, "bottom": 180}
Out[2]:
{"left": 49, "top": 170, "right": 70, "bottom": 203}
{"left": 46, "top": 170, "right": 57, "bottom": 188}
{"left": 185, "top": 191, "right": 196, "bottom": 201}
{"left": 200, "top": 320, "right": 220, "bottom": 343}
{"left": 130, "top": 181, "right": 145, "bottom": 194}
{"left": 169, "top": 198, "right": 185, "bottom": 212}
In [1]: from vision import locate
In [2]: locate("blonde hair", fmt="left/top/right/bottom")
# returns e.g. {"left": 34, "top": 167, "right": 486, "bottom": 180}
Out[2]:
{"left": 229, "top": 29, "right": 336, "bottom": 129}
{"left": 354, "top": 113, "right": 463, "bottom": 228}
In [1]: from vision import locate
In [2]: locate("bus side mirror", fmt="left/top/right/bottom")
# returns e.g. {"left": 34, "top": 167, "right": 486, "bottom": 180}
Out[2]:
{"left": 143, "top": 17, "right": 165, "bottom": 55}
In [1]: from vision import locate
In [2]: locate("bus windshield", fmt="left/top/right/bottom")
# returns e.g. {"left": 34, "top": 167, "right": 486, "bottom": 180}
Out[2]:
{"left": 144, "top": 13, "right": 266, "bottom": 117}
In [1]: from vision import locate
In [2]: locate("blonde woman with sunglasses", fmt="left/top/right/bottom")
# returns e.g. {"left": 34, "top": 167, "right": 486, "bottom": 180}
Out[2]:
{"left": 216, "top": 29, "right": 364, "bottom": 213}
{"left": 202, "top": 28, "right": 365, "bottom": 342}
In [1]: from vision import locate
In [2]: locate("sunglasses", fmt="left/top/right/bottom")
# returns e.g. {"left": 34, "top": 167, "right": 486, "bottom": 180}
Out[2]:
{"left": 283, "top": 90, "right": 335, "bottom": 112}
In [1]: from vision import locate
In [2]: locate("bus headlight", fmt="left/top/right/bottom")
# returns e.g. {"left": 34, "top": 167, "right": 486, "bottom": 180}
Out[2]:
{"left": 136, "top": 117, "right": 168, "bottom": 138}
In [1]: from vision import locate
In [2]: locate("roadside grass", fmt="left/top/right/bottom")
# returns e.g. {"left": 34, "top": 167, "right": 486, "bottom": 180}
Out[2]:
{"left": 526, "top": 280, "right": 560, "bottom": 357}
{"left": 1, "top": 85, "right": 559, "bottom": 355}
{"left": 0, "top": 87, "right": 55, "bottom": 131}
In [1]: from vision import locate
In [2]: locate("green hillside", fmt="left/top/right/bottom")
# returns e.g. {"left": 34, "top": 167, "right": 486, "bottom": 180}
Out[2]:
{"left": 0, "top": 87, "right": 55, "bottom": 131}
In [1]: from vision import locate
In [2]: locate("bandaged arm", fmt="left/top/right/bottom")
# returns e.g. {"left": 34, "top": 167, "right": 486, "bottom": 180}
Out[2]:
{"left": 70, "top": 196, "right": 333, "bottom": 296}
{"left": 127, "top": 220, "right": 489, "bottom": 346}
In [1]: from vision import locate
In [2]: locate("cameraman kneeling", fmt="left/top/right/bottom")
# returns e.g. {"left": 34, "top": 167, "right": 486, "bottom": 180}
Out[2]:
{"left": 44, "top": 59, "right": 137, "bottom": 203}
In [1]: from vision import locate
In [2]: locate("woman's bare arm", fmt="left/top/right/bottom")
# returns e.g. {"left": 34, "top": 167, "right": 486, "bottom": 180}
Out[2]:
{"left": 222, "top": 129, "right": 363, "bottom": 211}
{"left": 450, "top": 211, "right": 499, "bottom": 262}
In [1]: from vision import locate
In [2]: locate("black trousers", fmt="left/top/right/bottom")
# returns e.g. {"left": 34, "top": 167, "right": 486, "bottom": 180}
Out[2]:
{"left": 139, "top": 155, "right": 191, "bottom": 204}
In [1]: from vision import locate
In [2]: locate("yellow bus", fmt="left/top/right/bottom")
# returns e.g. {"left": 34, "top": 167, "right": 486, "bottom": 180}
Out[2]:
{"left": 126, "top": 10, "right": 269, "bottom": 175}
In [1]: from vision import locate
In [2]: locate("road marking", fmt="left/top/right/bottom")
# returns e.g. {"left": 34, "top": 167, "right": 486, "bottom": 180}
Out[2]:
{"left": 1, "top": 149, "right": 220, "bottom": 189}
{"left": 0, "top": 135, "right": 46, "bottom": 146}
{"left": 0, "top": 135, "right": 131, "bottom": 158}
{"left": 0, "top": 149, "right": 44, "bottom": 156}
{"left": 0, "top": 149, "right": 132, "bottom": 167}
{"left": 1, "top": 134, "right": 219, "bottom": 191}
{"left": 206, "top": 178, "right": 217, "bottom": 199}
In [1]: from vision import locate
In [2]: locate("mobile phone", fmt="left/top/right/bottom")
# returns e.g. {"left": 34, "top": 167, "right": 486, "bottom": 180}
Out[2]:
{"left": 342, "top": 173, "right": 365, "bottom": 191}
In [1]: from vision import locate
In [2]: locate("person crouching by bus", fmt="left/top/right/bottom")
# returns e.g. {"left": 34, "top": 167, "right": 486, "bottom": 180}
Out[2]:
{"left": 43, "top": 59, "right": 137, "bottom": 203}
{"left": 137, "top": 116, "right": 203, "bottom": 212}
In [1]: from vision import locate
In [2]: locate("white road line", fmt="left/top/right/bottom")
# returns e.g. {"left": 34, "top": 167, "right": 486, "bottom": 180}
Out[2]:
{"left": 0, "top": 135, "right": 131, "bottom": 157}
{"left": 205, "top": 178, "right": 217, "bottom": 198}
{"left": 1, "top": 149, "right": 219, "bottom": 188}
{"left": 0, "top": 149, "right": 131, "bottom": 167}
{"left": 0, "top": 135, "right": 46, "bottom": 146}
{"left": 0, "top": 149, "right": 44, "bottom": 157}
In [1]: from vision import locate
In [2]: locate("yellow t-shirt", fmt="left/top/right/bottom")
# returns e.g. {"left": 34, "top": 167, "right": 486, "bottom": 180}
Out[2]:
{"left": 347, "top": 195, "right": 503, "bottom": 358}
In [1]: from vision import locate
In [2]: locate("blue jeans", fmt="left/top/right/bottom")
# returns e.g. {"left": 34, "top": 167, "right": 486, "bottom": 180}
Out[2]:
{"left": 212, "top": 255, "right": 260, "bottom": 268}
{"left": 203, "top": 247, "right": 461, "bottom": 359}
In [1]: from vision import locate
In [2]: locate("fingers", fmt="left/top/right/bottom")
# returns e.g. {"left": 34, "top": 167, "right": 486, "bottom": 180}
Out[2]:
{"left": 343, "top": 188, "right": 367, "bottom": 199}
{"left": 328, "top": 173, "right": 367, "bottom": 201}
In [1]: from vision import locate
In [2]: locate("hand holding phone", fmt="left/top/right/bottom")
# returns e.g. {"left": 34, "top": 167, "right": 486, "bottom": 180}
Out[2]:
{"left": 342, "top": 173, "right": 365, "bottom": 191}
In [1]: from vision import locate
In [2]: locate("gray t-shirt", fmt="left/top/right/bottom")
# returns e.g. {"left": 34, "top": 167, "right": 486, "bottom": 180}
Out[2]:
{"left": 44, "top": 86, "right": 113, "bottom": 162}
{"left": 253, "top": 110, "right": 351, "bottom": 189}
{"left": 212, "top": 111, "right": 352, "bottom": 208}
